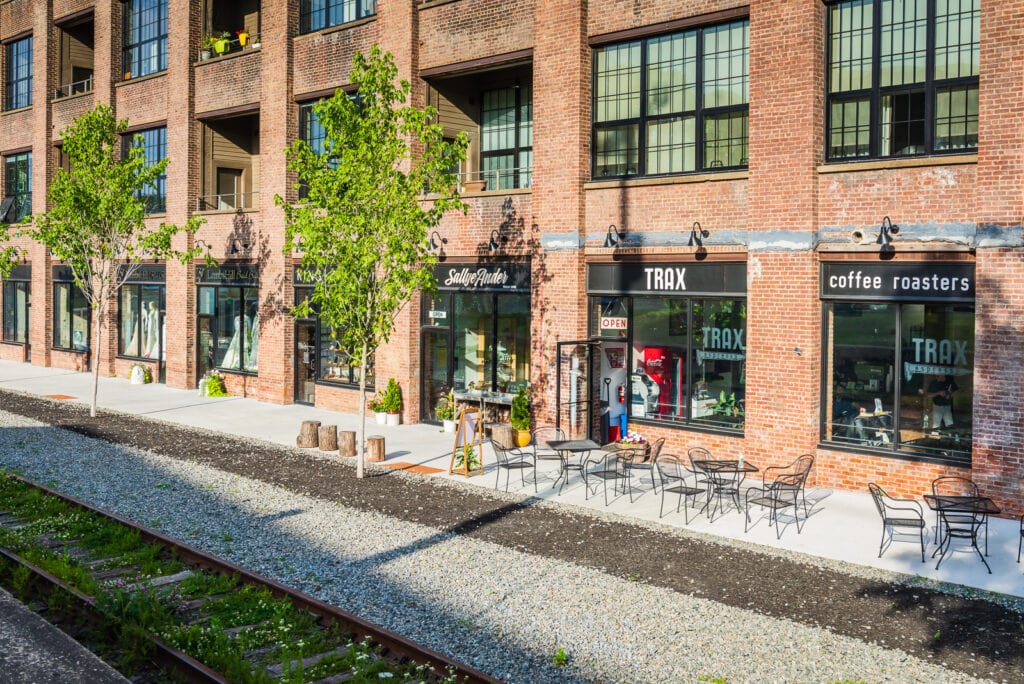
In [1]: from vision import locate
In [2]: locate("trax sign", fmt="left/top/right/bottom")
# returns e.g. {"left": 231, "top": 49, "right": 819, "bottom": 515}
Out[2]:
{"left": 587, "top": 262, "right": 746, "bottom": 296}
{"left": 820, "top": 262, "right": 974, "bottom": 302}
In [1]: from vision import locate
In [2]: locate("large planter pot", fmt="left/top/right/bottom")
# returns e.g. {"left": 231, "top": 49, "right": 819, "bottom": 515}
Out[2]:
{"left": 514, "top": 429, "right": 532, "bottom": 447}
{"left": 375, "top": 412, "right": 387, "bottom": 425}
{"left": 214, "top": 39, "right": 230, "bottom": 54}
{"left": 443, "top": 419, "right": 456, "bottom": 433}
{"left": 199, "top": 49, "right": 212, "bottom": 61}
{"left": 237, "top": 32, "right": 249, "bottom": 46}
{"left": 386, "top": 412, "right": 401, "bottom": 427}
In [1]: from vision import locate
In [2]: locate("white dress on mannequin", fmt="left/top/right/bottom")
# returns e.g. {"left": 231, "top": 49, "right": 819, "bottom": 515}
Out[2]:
{"left": 143, "top": 303, "right": 161, "bottom": 358}
{"left": 221, "top": 315, "right": 243, "bottom": 368}
{"left": 244, "top": 312, "right": 258, "bottom": 371}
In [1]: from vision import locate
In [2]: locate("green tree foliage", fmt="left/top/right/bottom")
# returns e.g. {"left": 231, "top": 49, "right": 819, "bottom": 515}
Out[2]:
{"left": 0, "top": 226, "right": 18, "bottom": 278}
{"left": 27, "top": 104, "right": 206, "bottom": 417}
{"left": 278, "top": 45, "right": 467, "bottom": 477}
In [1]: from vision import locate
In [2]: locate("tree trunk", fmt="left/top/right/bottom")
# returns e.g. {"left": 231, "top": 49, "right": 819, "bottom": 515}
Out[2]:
{"left": 90, "top": 303, "right": 103, "bottom": 418}
{"left": 318, "top": 424, "right": 338, "bottom": 451}
{"left": 339, "top": 430, "right": 356, "bottom": 456}
{"left": 297, "top": 420, "right": 321, "bottom": 448}
{"left": 357, "top": 341, "right": 368, "bottom": 479}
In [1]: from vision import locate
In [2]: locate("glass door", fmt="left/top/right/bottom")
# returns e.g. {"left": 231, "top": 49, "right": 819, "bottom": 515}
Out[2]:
{"left": 420, "top": 327, "right": 452, "bottom": 422}
{"left": 295, "top": 322, "right": 316, "bottom": 405}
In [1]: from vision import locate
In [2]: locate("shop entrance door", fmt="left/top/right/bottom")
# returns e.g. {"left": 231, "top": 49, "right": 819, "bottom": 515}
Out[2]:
{"left": 294, "top": 322, "right": 316, "bottom": 405}
{"left": 555, "top": 340, "right": 595, "bottom": 440}
{"left": 420, "top": 327, "right": 452, "bottom": 422}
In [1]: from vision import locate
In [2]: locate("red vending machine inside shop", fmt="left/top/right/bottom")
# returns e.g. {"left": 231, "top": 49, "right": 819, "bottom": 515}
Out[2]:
{"left": 641, "top": 347, "right": 684, "bottom": 417}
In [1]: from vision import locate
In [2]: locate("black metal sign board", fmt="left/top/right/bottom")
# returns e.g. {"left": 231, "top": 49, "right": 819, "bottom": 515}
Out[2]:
{"left": 196, "top": 265, "right": 259, "bottom": 285}
{"left": 433, "top": 262, "right": 531, "bottom": 292}
{"left": 52, "top": 266, "right": 77, "bottom": 282}
{"left": 6, "top": 264, "right": 30, "bottom": 280}
{"left": 820, "top": 262, "right": 975, "bottom": 301}
{"left": 117, "top": 264, "right": 166, "bottom": 283}
{"left": 587, "top": 262, "right": 746, "bottom": 296}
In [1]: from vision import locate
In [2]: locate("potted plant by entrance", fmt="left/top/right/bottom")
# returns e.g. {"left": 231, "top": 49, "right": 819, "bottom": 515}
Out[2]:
{"left": 510, "top": 385, "right": 532, "bottom": 447}
{"left": 436, "top": 390, "right": 456, "bottom": 433}
{"left": 368, "top": 396, "right": 386, "bottom": 425}
{"left": 381, "top": 378, "right": 403, "bottom": 426}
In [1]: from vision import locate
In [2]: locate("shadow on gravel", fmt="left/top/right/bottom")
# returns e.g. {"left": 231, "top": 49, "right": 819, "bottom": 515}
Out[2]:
{"left": 0, "top": 425, "right": 581, "bottom": 684}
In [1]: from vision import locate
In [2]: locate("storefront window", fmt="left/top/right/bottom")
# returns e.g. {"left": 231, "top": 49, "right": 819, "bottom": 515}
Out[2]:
{"left": 692, "top": 299, "right": 747, "bottom": 429}
{"left": 454, "top": 293, "right": 494, "bottom": 391}
{"left": 196, "top": 268, "right": 258, "bottom": 375}
{"left": 119, "top": 284, "right": 163, "bottom": 358}
{"left": 631, "top": 298, "right": 688, "bottom": 421}
{"left": 823, "top": 291, "right": 974, "bottom": 465}
{"left": 496, "top": 294, "right": 530, "bottom": 390}
{"left": 295, "top": 284, "right": 374, "bottom": 388}
{"left": 2, "top": 280, "right": 28, "bottom": 343}
{"left": 590, "top": 297, "right": 628, "bottom": 338}
{"left": 53, "top": 281, "right": 90, "bottom": 352}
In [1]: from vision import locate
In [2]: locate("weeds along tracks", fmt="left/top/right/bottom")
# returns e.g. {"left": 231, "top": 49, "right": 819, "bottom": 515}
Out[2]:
{"left": 0, "top": 471, "right": 495, "bottom": 684}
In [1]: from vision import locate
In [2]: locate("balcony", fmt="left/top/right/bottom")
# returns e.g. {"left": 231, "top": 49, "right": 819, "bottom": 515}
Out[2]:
{"left": 198, "top": 112, "right": 260, "bottom": 214}
{"left": 53, "top": 13, "right": 93, "bottom": 101}
{"left": 200, "top": 0, "right": 260, "bottom": 61}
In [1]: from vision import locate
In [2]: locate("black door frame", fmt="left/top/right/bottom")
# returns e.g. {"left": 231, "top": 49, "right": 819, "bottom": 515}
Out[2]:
{"left": 419, "top": 324, "right": 454, "bottom": 423}
{"left": 555, "top": 339, "right": 598, "bottom": 439}
{"left": 293, "top": 319, "right": 317, "bottom": 405}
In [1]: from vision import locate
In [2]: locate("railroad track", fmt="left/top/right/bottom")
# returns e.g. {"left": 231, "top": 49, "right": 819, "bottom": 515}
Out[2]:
{"left": 0, "top": 471, "right": 496, "bottom": 683}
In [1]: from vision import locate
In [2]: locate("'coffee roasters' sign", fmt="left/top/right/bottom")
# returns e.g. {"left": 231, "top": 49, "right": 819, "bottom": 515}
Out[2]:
{"left": 820, "top": 262, "right": 974, "bottom": 302}
{"left": 432, "top": 262, "right": 530, "bottom": 292}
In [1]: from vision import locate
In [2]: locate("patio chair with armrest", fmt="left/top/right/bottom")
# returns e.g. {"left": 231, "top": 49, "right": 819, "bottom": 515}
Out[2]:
{"left": 628, "top": 437, "right": 665, "bottom": 494}
{"left": 655, "top": 454, "right": 707, "bottom": 523}
{"left": 531, "top": 426, "right": 566, "bottom": 487}
{"left": 931, "top": 476, "right": 989, "bottom": 555}
{"left": 491, "top": 431, "right": 536, "bottom": 493}
{"left": 587, "top": 448, "right": 636, "bottom": 506}
{"left": 868, "top": 483, "right": 926, "bottom": 562}
{"left": 744, "top": 454, "right": 814, "bottom": 539}
{"left": 686, "top": 446, "right": 713, "bottom": 493}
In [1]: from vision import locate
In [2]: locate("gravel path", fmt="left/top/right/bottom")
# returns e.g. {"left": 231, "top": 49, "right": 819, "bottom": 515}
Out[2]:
{"left": 0, "top": 409, "right": 1004, "bottom": 683}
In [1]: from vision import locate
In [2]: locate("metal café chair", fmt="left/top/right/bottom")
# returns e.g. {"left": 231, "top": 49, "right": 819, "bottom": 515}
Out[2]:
{"left": 655, "top": 454, "right": 707, "bottom": 523}
{"left": 491, "top": 430, "right": 536, "bottom": 493}
{"left": 868, "top": 483, "right": 926, "bottom": 562}
{"left": 931, "top": 476, "right": 989, "bottom": 555}
{"left": 935, "top": 504, "right": 991, "bottom": 574}
{"left": 628, "top": 437, "right": 665, "bottom": 494}
{"left": 531, "top": 426, "right": 566, "bottom": 487}
{"left": 587, "top": 448, "right": 637, "bottom": 506}
{"left": 744, "top": 455, "right": 814, "bottom": 539}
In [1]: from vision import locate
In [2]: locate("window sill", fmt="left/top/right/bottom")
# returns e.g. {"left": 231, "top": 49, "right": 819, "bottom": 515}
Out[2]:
{"left": 194, "top": 208, "right": 259, "bottom": 217}
{"left": 584, "top": 170, "right": 748, "bottom": 190}
{"left": 0, "top": 340, "right": 27, "bottom": 346}
{"left": 115, "top": 71, "right": 167, "bottom": 88}
{"left": 419, "top": 0, "right": 462, "bottom": 9}
{"left": 818, "top": 154, "right": 977, "bottom": 174}
{"left": 52, "top": 346, "right": 88, "bottom": 354}
{"left": 193, "top": 46, "right": 261, "bottom": 67}
{"left": 817, "top": 440, "right": 971, "bottom": 468}
{"left": 51, "top": 90, "right": 94, "bottom": 104}
{"left": 630, "top": 416, "right": 745, "bottom": 438}
{"left": 214, "top": 368, "right": 257, "bottom": 377}
{"left": 316, "top": 379, "right": 373, "bottom": 391}
{"left": 116, "top": 354, "right": 159, "bottom": 362}
{"left": 296, "top": 15, "right": 376, "bottom": 40}
{"left": 2, "top": 105, "right": 32, "bottom": 116}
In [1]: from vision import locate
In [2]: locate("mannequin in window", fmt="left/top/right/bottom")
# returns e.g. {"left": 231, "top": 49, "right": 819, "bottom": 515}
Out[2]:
{"left": 143, "top": 301, "right": 161, "bottom": 358}
{"left": 220, "top": 312, "right": 243, "bottom": 369}
{"left": 124, "top": 312, "right": 139, "bottom": 356}
{"left": 244, "top": 303, "right": 258, "bottom": 371}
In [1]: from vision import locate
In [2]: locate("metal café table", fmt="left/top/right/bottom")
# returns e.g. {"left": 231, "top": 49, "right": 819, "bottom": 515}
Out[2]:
{"left": 547, "top": 439, "right": 602, "bottom": 494}
{"left": 923, "top": 494, "right": 1000, "bottom": 574}
{"left": 692, "top": 459, "right": 759, "bottom": 520}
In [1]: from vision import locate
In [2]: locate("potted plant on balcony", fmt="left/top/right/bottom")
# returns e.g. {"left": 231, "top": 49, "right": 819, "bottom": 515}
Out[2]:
{"left": 236, "top": 29, "right": 249, "bottom": 47}
{"left": 200, "top": 35, "right": 216, "bottom": 60}
{"left": 381, "top": 378, "right": 403, "bottom": 426}
{"left": 213, "top": 31, "right": 232, "bottom": 55}
{"left": 510, "top": 385, "right": 532, "bottom": 447}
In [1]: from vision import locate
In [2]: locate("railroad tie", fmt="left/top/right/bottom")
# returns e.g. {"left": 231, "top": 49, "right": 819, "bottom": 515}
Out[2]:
{"left": 264, "top": 647, "right": 350, "bottom": 679}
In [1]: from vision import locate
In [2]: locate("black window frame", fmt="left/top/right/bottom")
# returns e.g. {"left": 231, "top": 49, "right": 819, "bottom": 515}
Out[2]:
{"left": 198, "top": 284, "right": 259, "bottom": 375}
{"left": 122, "top": 0, "right": 168, "bottom": 80}
{"left": 589, "top": 294, "right": 747, "bottom": 435}
{"left": 122, "top": 127, "right": 167, "bottom": 214}
{"left": 117, "top": 282, "right": 165, "bottom": 360}
{"left": 299, "top": 0, "right": 377, "bottom": 34}
{"left": 294, "top": 285, "right": 375, "bottom": 389}
{"left": 479, "top": 85, "right": 533, "bottom": 190}
{"left": 4, "top": 36, "right": 32, "bottom": 111}
{"left": 825, "top": 0, "right": 980, "bottom": 161}
{"left": 52, "top": 279, "right": 91, "bottom": 353}
{"left": 591, "top": 18, "right": 750, "bottom": 180}
{"left": 2, "top": 276, "right": 29, "bottom": 344}
{"left": 3, "top": 152, "right": 32, "bottom": 222}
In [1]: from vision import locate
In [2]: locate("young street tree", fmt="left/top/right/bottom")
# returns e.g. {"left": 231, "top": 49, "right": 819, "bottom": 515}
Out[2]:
{"left": 27, "top": 104, "right": 205, "bottom": 417}
{"left": 0, "top": 225, "right": 18, "bottom": 278}
{"left": 279, "top": 45, "right": 467, "bottom": 478}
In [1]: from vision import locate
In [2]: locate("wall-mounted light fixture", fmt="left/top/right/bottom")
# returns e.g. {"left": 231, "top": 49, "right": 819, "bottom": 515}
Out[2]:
{"left": 876, "top": 215, "right": 899, "bottom": 251}
{"left": 603, "top": 224, "right": 624, "bottom": 248}
{"left": 488, "top": 229, "right": 504, "bottom": 252}
{"left": 194, "top": 238, "right": 212, "bottom": 254}
{"left": 429, "top": 230, "right": 447, "bottom": 253}
{"left": 688, "top": 221, "right": 709, "bottom": 248}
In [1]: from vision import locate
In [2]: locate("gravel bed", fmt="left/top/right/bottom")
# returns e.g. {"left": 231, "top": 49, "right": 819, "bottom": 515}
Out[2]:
{"left": 0, "top": 409, "right": 1002, "bottom": 684}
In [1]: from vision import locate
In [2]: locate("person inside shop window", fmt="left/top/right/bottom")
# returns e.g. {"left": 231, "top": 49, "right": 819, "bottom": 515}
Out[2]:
{"left": 921, "top": 374, "right": 958, "bottom": 433}
{"left": 832, "top": 392, "right": 859, "bottom": 440}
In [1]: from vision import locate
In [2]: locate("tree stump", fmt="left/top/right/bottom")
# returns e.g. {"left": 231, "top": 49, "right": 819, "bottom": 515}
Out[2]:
{"left": 297, "top": 420, "right": 321, "bottom": 448}
{"left": 339, "top": 431, "right": 356, "bottom": 457}
{"left": 367, "top": 435, "right": 385, "bottom": 462}
{"left": 491, "top": 425, "right": 515, "bottom": 450}
{"left": 318, "top": 425, "right": 338, "bottom": 451}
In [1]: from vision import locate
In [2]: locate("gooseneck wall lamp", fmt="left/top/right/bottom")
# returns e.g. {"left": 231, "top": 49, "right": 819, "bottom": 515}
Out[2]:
{"left": 688, "top": 221, "right": 709, "bottom": 249}
{"left": 603, "top": 224, "right": 624, "bottom": 248}
{"left": 428, "top": 230, "right": 447, "bottom": 252}
{"left": 877, "top": 215, "right": 899, "bottom": 250}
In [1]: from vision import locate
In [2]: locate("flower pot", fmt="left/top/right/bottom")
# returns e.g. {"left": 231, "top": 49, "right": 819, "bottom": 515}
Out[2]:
{"left": 375, "top": 412, "right": 387, "bottom": 425}
{"left": 214, "top": 39, "right": 230, "bottom": 54}
{"left": 200, "top": 49, "right": 212, "bottom": 61}
{"left": 251, "top": 41, "right": 261, "bottom": 49}
{"left": 443, "top": 419, "right": 456, "bottom": 433}
{"left": 514, "top": 429, "right": 532, "bottom": 447}
{"left": 237, "top": 32, "right": 248, "bottom": 46}
{"left": 386, "top": 412, "right": 401, "bottom": 427}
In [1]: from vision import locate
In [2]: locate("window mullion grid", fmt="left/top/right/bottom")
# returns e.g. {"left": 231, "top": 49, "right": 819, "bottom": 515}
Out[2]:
{"left": 869, "top": 0, "right": 882, "bottom": 159}
{"left": 637, "top": 38, "right": 648, "bottom": 177}
{"left": 924, "top": 0, "right": 936, "bottom": 154}
{"left": 893, "top": 302, "right": 903, "bottom": 452}
{"left": 685, "top": 298, "right": 693, "bottom": 424}
{"left": 695, "top": 28, "right": 705, "bottom": 173}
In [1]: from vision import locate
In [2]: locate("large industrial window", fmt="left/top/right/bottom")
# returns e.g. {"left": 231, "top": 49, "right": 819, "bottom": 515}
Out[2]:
{"left": 299, "top": 0, "right": 377, "bottom": 34}
{"left": 4, "top": 36, "right": 32, "bottom": 110}
{"left": 53, "top": 281, "right": 90, "bottom": 352}
{"left": 827, "top": 0, "right": 979, "bottom": 160}
{"left": 122, "top": 0, "right": 168, "bottom": 79}
{"left": 592, "top": 19, "right": 749, "bottom": 179}
{"left": 3, "top": 152, "right": 31, "bottom": 222}
{"left": 2, "top": 279, "right": 28, "bottom": 343}
{"left": 124, "top": 127, "right": 167, "bottom": 213}
{"left": 480, "top": 86, "right": 533, "bottom": 190}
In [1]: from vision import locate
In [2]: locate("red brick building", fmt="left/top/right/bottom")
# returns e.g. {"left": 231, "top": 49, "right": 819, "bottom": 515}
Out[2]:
{"left": 1, "top": 0, "right": 1021, "bottom": 514}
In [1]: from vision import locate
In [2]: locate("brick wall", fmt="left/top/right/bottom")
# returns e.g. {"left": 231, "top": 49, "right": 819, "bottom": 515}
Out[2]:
{"left": 194, "top": 51, "right": 262, "bottom": 115}
{"left": 418, "top": 0, "right": 534, "bottom": 70}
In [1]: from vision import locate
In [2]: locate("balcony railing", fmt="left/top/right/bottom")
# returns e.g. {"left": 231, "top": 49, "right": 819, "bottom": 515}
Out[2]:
{"left": 199, "top": 33, "right": 260, "bottom": 62}
{"left": 54, "top": 76, "right": 94, "bottom": 100}
{"left": 196, "top": 191, "right": 259, "bottom": 212}
{"left": 458, "top": 167, "right": 533, "bottom": 193}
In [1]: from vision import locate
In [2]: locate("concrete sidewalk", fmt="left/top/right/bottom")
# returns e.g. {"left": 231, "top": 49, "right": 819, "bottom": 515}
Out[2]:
{"left": 1, "top": 359, "right": 1021, "bottom": 599}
